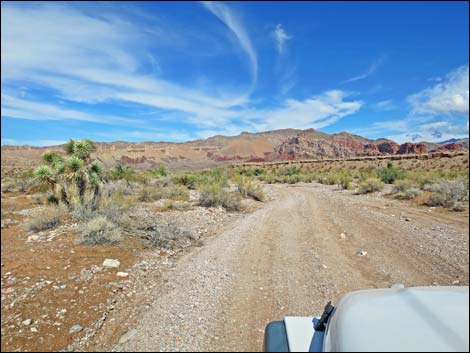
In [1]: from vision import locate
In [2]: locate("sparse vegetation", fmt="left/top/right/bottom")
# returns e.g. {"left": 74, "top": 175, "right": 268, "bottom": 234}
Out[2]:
{"left": 357, "top": 178, "right": 384, "bottom": 194}
{"left": 26, "top": 206, "right": 67, "bottom": 232}
{"left": 199, "top": 184, "right": 241, "bottom": 211}
{"left": 78, "top": 216, "right": 121, "bottom": 245}
{"left": 234, "top": 176, "right": 265, "bottom": 201}
{"left": 424, "top": 179, "right": 469, "bottom": 211}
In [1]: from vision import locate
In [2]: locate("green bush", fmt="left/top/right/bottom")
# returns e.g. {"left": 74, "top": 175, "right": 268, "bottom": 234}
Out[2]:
{"left": 357, "top": 178, "right": 384, "bottom": 194}
{"left": 172, "top": 173, "right": 199, "bottom": 189}
{"left": 235, "top": 176, "right": 265, "bottom": 201}
{"left": 339, "top": 171, "right": 352, "bottom": 190}
{"left": 150, "top": 166, "right": 168, "bottom": 177}
{"left": 377, "top": 162, "right": 406, "bottom": 184}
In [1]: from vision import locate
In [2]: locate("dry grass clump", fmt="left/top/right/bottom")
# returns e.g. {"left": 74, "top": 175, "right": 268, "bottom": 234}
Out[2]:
{"left": 26, "top": 206, "right": 68, "bottom": 232}
{"left": 424, "top": 179, "right": 469, "bottom": 211}
{"left": 234, "top": 176, "right": 265, "bottom": 201}
{"left": 78, "top": 216, "right": 121, "bottom": 245}
{"left": 198, "top": 184, "right": 241, "bottom": 211}
{"left": 357, "top": 178, "right": 384, "bottom": 194}
{"left": 391, "top": 180, "right": 421, "bottom": 200}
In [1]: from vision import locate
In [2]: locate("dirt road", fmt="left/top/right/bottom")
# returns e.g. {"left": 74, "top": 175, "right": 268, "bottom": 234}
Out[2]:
{"left": 112, "top": 183, "right": 468, "bottom": 352}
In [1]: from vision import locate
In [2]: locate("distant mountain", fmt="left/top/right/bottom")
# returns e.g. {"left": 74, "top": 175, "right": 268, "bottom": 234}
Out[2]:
{"left": 1, "top": 128, "right": 467, "bottom": 171}
{"left": 437, "top": 138, "right": 469, "bottom": 146}
{"left": 437, "top": 138, "right": 468, "bottom": 149}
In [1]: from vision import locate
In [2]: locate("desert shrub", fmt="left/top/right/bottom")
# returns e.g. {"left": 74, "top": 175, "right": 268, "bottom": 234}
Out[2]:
{"left": 234, "top": 176, "right": 265, "bottom": 201}
{"left": 235, "top": 167, "right": 265, "bottom": 177}
{"left": 47, "top": 193, "right": 59, "bottom": 205}
{"left": 278, "top": 166, "right": 302, "bottom": 176}
{"left": 339, "top": 171, "right": 352, "bottom": 190}
{"left": 138, "top": 184, "right": 189, "bottom": 202}
{"left": 78, "top": 216, "right": 121, "bottom": 245}
{"left": 319, "top": 174, "right": 340, "bottom": 185}
{"left": 377, "top": 162, "right": 406, "bottom": 184}
{"left": 199, "top": 184, "right": 241, "bottom": 211}
{"left": 32, "top": 193, "right": 46, "bottom": 205}
{"left": 172, "top": 173, "right": 199, "bottom": 189}
{"left": 357, "top": 178, "right": 384, "bottom": 194}
{"left": 425, "top": 179, "right": 469, "bottom": 210}
{"left": 161, "top": 199, "right": 192, "bottom": 211}
{"left": 392, "top": 179, "right": 423, "bottom": 199}
{"left": 146, "top": 176, "right": 172, "bottom": 188}
{"left": 26, "top": 207, "right": 67, "bottom": 232}
{"left": 141, "top": 221, "right": 195, "bottom": 249}
{"left": 109, "top": 163, "right": 137, "bottom": 182}
{"left": 149, "top": 165, "right": 168, "bottom": 177}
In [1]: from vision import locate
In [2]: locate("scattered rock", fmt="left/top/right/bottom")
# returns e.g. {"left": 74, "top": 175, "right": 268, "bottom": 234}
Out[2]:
{"left": 31, "top": 327, "right": 38, "bottom": 333}
{"left": 22, "top": 319, "right": 32, "bottom": 326}
{"left": 103, "top": 259, "right": 120, "bottom": 268}
{"left": 5, "top": 287, "right": 15, "bottom": 294}
{"left": 69, "top": 325, "right": 83, "bottom": 334}
{"left": 356, "top": 250, "right": 367, "bottom": 256}
{"left": 452, "top": 280, "right": 460, "bottom": 285}
{"left": 118, "top": 329, "right": 137, "bottom": 344}
{"left": 27, "top": 235, "right": 41, "bottom": 242}
{"left": 404, "top": 217, "right": 411, "bottom": 222}
{"left": 116, "top": 272, "right": 129, "bottom": 278}
{"left": 339, "top": 233, "right": 346, "bottom": 239}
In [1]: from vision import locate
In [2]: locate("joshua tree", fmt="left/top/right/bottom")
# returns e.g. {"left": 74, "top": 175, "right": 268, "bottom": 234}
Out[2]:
{"left": 33, "top": 139, "right": 104, "bottom": 211}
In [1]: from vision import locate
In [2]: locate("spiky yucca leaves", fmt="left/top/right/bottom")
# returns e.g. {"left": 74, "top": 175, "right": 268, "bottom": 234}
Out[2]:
{"left": 32, "top": 139, "right": 104, "bottom": 212}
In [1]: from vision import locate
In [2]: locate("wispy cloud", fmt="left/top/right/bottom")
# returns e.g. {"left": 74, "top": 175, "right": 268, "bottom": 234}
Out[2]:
{"left": 272, "top": 24, "right": 292, "bottom": 54}
{"left": 374, "top": 99, "right": 396, "bottom": 110}
{"left": 408, "top": 65, "right": 469, "bottom": 116}
{"left": 1, "top": 2, "right": 364, "bottom": 146}
{"left": 342, "top": 55, "right": 385, "bottom": 84}
{"left": 201, "top": 1, "right": 258, "bottom": 88}
{"left": 1, "top": 94, "right": 136, "bottom": 125}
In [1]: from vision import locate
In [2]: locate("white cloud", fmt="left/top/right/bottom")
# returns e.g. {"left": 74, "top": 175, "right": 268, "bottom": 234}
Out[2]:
{"left": 272, "top": 24, "right": 292, "bottom": 54}
{"left": 201, "top": 1, "right": 258, "bottom": 88}
{"left": 342, "top": 56, "right": 385, "bottom": 84}
{"left": 374, "top": 99, "right": 395, "bottom": 110}
{"left": 408, "top": 65, "right": 469, "bottom": 116}
{"left": 1, "top": 94, "right": 135, "bottom": 125}
{"left": 247, "top": 90, "right": 363, "bottom": 131}
{"left": 1, "top": 2, "right": 363, "bottom": 145}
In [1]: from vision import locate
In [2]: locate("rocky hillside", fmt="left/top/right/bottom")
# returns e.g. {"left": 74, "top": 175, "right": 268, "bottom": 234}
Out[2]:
{"left": 1, "top": 128, "right": 467, "bottom": 171}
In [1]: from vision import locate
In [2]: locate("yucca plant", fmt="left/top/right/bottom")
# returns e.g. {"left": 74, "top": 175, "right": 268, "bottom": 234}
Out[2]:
{"left": 33, "top": 139, "right": 104, "bottom": 212}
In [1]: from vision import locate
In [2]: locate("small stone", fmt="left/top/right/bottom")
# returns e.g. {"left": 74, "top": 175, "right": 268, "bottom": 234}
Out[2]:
{"left": 69, "top": 325, "right": 83, "bottom": 334}
{"left": 102, "top": 259, "right": 120, "bottom": 268}
{"left": 59, "top": 285, "right": 66, "bottom": 290}
{"left": 321, "top": 264, "right": 328, "bottom": 269}
{"left": 30, "top": 327, "right": 38, "bottom": 333}
{"left": 405, "top": 217, "right": 411, "bottom": 222}
{"left": 339, "top": 233, "right": 346, "bottom": 239}
{"left": 452, "top": 280, "right": 460, "bottom": 285}
{"left": 27, "top": 235, "right": 40, "bottom": 242}
{"left": 22, "top": 319, "right": 32, "bottom": 326}
{"left": 116, "top": 272, "right": 129, "bottom": 278}
{"left": 356, "top": 250, "right": 367, "bottom": 256}
{"left": 5, "top": 288, "right": 15, "bottom": 294}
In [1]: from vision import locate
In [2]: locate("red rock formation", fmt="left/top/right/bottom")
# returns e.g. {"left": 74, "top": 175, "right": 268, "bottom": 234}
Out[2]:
{"left": 397, "top": 142, "right": 427, "bottom": 154}
{"left": 363, "top": 143, "right": 381, "bottom": 155}
{"left": 377, "top": 142, "right": 400, "bottom": 154}
{"left": 436, "top": 143, "right": 463, "bottom": 152}
{"left": 120, "top": 155, "right": 147, "bottom": 164}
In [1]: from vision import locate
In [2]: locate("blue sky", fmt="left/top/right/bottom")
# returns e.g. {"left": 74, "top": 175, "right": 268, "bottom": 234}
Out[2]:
{"left": 1, "top": 1, "right": 469, "bottom": 146}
